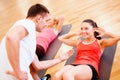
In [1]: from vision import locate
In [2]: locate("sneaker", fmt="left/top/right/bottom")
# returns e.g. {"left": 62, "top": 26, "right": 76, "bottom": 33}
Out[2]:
{"left": 40, "top": 74, "right": 51, "bottom": 80}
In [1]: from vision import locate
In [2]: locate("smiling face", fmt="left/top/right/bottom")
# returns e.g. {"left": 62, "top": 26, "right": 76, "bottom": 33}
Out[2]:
{"left": 80, "top": 22, "right": 94, "bottom": 39}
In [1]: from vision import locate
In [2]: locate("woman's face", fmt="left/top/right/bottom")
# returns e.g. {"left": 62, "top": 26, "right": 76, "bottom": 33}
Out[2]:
{"left": 46, "top": 15, "right": 55, "bottom": 27}
{"left": 80, "top": 22, "right": 94, "bottom": 39}
{"left": 36, "top": 13, "right": 51, "bottom": 32}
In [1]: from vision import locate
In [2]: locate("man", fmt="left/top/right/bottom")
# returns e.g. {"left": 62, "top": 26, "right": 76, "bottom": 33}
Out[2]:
{"left": 0, "top": 3, "right": 73, "bottom": 80}
{"left": 0, "top": 3, "right": 50, "bottom": 80}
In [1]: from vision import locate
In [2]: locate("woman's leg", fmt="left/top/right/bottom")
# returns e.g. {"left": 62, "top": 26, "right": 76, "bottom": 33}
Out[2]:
{"left": 63, "top": 65, "right": 92, "bottom": 80}
{"left": 52, "top": 65, "right": 74, "bottom": 80}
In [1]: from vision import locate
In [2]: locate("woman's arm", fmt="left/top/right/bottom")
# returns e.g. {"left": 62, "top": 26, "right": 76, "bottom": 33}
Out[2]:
{"left": 54, "top": 16, "right": 64, "bottom": 34}
{"left": 101, "top": 32, "right": 120, "bottom": 48}
{"left": 95, "top": 27, "right": 120, "bottom": 48}
{"left": 58, "top": 32, "right": 79, "bottom": 47}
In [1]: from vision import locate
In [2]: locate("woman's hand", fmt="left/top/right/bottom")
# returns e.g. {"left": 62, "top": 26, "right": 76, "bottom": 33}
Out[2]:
{"left": 94, "top": 27, "right": 106, "bottom": 37}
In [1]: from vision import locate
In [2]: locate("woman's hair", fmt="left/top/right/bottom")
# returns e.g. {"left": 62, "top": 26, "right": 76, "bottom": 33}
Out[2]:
{"left": 26, "top": 3, "right": 49, "bottom": 18}
{"left": 82, "top": 19, "right": 101, "bottom": 40}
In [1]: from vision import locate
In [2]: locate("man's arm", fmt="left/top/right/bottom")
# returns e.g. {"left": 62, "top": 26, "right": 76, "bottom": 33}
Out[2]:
{"left": 31, "top": 49, "right": 73, "bottom": 71}
{"left": 6, "top": 26, "right": 28, "bottom": 79}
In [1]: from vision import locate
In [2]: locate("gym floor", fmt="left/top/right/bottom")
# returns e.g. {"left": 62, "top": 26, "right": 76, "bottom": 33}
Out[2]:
{"left": 0, "top": 0, "right": 120, "bottom": 79}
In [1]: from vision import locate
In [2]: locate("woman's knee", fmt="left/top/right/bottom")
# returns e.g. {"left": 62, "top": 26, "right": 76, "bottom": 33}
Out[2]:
{"left": 63, "top": 71, "right": 71, "bottom": 77}
{"left": 74, "top": 72, "right": 92, "bottom": 80}
{"left": 62, "top": 70, "right": 74, "bottom": 79}
{"left": 53, "top": 72, "right": 61, "bottom": 80}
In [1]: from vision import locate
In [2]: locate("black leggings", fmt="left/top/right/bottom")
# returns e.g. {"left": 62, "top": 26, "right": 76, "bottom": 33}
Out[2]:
{"left": 71, "top": 64, "right": 99, "bottom": 80}
{"left": 36, "top": 45, "right": 45, "bottom": 60}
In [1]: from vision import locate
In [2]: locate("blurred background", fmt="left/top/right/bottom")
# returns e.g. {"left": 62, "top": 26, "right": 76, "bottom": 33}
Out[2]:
{"left": 0, "top": 0, "right": 120, "bottom": 79}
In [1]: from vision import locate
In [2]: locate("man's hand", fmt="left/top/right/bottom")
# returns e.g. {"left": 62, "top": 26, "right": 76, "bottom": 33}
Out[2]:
{"left": 59, "top": 49, "right": 74, "bottom": 61}
{"left": 6, "top": 70, "right": 28, "bottom": 80}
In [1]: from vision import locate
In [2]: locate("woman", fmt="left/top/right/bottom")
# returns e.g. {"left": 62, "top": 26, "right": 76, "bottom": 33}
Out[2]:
{"left": 36, "top": 15, "right": 64, "bottom": 60}
{"left": 52, "top": 19, "right": 120, "bottom": 80}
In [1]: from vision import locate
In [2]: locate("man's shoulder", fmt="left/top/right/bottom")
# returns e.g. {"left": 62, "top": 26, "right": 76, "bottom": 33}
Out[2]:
{"left": 16, "top": 19, "right": 33, "bottom": 23}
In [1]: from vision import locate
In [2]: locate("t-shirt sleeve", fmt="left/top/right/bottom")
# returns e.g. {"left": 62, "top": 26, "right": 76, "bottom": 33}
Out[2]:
{"left": 15, "top": 20, "right": 35, "bottom": 34}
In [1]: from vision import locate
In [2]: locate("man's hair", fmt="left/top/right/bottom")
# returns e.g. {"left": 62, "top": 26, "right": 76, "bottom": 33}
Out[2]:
{"left": 26, "top": 3, "right": 49, "bottom": 18}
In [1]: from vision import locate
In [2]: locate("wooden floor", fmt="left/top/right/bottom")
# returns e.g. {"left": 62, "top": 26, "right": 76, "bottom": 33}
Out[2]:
{"left": 0, "top": 0, "right": 120, "bottom": 80}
